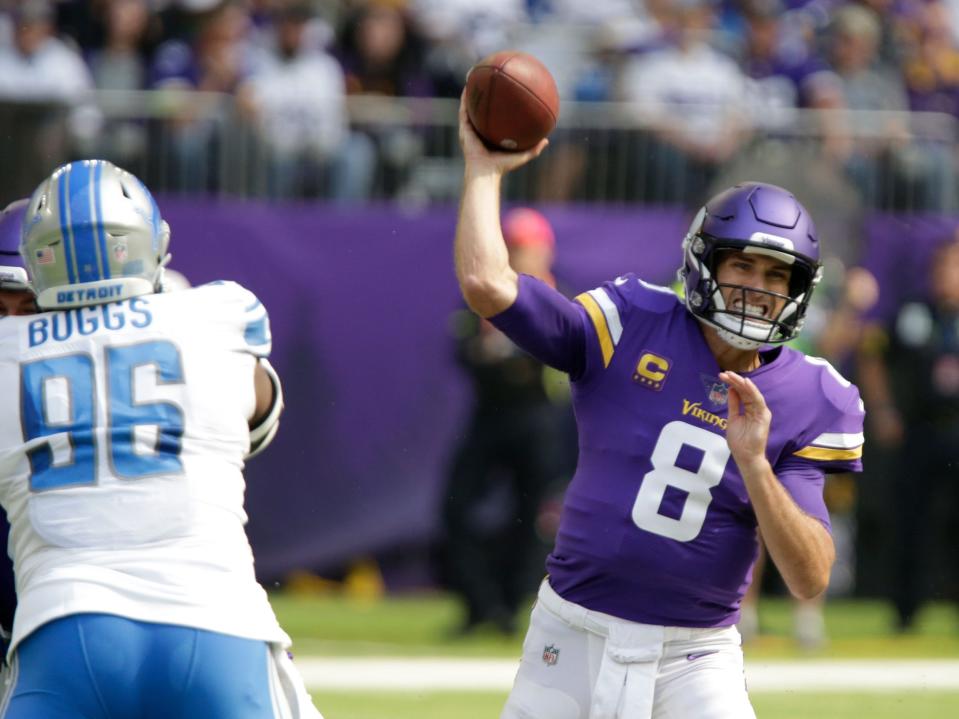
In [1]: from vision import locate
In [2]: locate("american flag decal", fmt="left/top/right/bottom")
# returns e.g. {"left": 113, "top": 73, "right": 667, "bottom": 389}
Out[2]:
{"left": 35, "top": 247, "right": 55, "bottom": 265}
{"left": 542, "top": 644, "right": 560, "bottom": 666}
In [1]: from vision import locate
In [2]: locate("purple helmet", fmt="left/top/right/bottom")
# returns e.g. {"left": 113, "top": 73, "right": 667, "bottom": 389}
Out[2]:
{"left": 0, "top": 199, "right": 30, "bottom": 292}
{"left": 678, "top": 182, "right": 822, "bottom": 349}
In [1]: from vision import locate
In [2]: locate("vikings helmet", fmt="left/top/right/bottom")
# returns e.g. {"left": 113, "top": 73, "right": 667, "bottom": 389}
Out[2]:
{"left": 21, "top": 160, "right": 170, "bottom": 309}
{"left": 678, "top": 182, "right": 822, "bottom": 350}
{"left": 0, "top": 199, "right": 30, "bottom": 292}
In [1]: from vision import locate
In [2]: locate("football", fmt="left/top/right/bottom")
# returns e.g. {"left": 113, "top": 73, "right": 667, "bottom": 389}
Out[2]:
{"left": 465, "top": 51, "right": 560, "bottom": 152}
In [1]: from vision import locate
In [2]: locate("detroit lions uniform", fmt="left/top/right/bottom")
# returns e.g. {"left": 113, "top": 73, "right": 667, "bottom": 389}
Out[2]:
{"left": 493, "top": 274, "right": 864, "bottom": 718}
{"left": 0, "top": 282, "right": 318, "bottom": 717}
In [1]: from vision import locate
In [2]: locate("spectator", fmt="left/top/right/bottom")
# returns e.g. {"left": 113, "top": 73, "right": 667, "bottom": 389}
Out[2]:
{"left": 149, "top": 0, "right": 254, "bottom": 190}
{"left": 87, "top": 0, "right": 154, "bottom": 92}
{"left": 336, "top": 1, "right": 436, "bottom": 197}
{"left": 619, "top": 0, "right": 752, "bottom": 205}
{"left": 337, "top": 0, "right": 434, "bottom": 98}
{"left": 0, "top": 0, "right": 101, "bottom": 190}
{"left": 825, "top": 3, "right": 956, "bottom": 210}
{"left": 238, "top": 1, "right": 375, "bottom": 200}
{"left": 900, "top": 0, "right": 959, "bottom": 118}
{"left": 738, "top": 0, "right": 826, "bottom": 119}
{"left": 857, "top": 233, "right": 959, "bottom": 631}
{"left": 441, "top": 208, "right": 573, "bottom": 636}
{"left": 86, "top": 0, "right": 157, "bottom": 170}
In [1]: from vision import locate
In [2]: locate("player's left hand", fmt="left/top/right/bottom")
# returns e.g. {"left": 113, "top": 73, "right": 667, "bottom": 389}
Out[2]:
{"left": 719, "top": 371, "right": 771, "bottom": 471}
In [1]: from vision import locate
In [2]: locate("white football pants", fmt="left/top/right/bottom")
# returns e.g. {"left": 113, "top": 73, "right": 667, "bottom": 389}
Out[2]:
{"left": 501, "top": 580, "right": 756, "bottom": 719}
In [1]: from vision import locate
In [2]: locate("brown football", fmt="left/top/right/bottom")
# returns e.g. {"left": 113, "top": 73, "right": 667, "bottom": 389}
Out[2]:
{"left": 465, "top": 51, "right": 560, "bottom": 152}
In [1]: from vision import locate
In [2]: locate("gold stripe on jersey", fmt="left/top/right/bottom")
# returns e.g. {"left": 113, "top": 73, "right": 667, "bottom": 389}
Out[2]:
{"left": 793, "top": 445, "right": 863, "bottom": 461}
{"left": 575, "top": 292, "right": 614, "bottom": 368}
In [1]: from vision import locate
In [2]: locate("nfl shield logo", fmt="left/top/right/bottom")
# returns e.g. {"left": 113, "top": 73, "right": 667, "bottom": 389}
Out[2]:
{"left": 114, "top": 241, "right": 128, "bottom": 263}
{"left": 542, "top": 644, "right": 560, "bottom": 666}
{"left": 701, "top": 375, "right": 729, "bottom": 407}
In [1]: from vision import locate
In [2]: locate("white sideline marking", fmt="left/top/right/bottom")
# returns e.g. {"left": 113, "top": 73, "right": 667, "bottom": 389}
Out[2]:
{"left": 296, "top": 657, "right": 959, "bottom": 693}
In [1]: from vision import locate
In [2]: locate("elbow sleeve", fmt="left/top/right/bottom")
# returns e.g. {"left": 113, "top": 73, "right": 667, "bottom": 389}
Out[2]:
{"left": 248, "top": 358, "right": 284, "bottom": 459}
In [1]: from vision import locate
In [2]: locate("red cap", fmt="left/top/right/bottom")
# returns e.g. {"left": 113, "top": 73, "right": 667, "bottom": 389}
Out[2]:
{"left": 503, "top": 208, "right": 555, "bottom": 249}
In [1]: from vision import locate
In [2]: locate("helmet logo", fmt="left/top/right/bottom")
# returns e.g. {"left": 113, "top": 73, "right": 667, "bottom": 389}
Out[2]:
{"left": 114, "top": 241, "right": 128, "bottom": 263}
{"left": 748, "top": 232, "right": 794, "bottom": 252}
{"left": 35, "top": 247, "right": 55, "bottom": 265}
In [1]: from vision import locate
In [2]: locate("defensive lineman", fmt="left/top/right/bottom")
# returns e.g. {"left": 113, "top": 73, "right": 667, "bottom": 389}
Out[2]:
{"left": 454, "top": 96, "right": 864, "bottom": 718}
{"left": 0, "top": 161, "right": 320, "bottom": 718}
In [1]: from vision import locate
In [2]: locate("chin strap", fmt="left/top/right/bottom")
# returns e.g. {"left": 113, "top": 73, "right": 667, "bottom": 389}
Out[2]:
{"left": 248, "top": 358, "right": 284, "bottom": 460}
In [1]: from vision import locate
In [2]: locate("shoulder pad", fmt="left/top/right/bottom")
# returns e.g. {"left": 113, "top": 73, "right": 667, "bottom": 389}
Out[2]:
{"left": 194, "top": 281, "right": 271, "bottom": 356}
{"left": 573, "top": 274, "right": 679, "bottom": 368}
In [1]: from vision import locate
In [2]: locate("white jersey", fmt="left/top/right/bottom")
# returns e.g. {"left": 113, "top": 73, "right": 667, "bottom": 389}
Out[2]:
{"left": 0, "top": 282, "right": 288, "bottom": 655}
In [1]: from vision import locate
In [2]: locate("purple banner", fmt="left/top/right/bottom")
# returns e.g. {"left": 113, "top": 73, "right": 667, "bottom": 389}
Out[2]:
{"left": 157, "top": 199, "right": 690, "bottom": 581}
{"left": 861, "top": 213, "right": 959, "bottom": 323}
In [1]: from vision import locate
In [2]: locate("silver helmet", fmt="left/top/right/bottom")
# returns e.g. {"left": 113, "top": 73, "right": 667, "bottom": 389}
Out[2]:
{"left": 21, "top": 160, "right": 171, "bottom": 309}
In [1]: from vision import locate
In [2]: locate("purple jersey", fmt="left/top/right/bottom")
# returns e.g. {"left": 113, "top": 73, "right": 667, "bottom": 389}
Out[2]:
{"left": 490, "top": 274, "right": 865, "bottom": 627}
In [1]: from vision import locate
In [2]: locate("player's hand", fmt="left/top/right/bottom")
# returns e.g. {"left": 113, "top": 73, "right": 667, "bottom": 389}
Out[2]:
{"left": 719, "top": 371, "right": 771, "bottom": 472}
{"left": 458, "top": 90, "right": 547, "bottom": 177}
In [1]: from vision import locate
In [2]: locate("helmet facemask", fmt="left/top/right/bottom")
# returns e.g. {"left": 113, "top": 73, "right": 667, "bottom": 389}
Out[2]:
{"left": 0, "top": 199, "right": 32, "bottom": 293}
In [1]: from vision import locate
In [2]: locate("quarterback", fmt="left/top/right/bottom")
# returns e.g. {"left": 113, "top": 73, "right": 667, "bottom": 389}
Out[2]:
{"left": 0, "top": 161, "right": 320, "bottom": 718}
{"left": 454, "top": 96, "right": 864, "bottom": 718}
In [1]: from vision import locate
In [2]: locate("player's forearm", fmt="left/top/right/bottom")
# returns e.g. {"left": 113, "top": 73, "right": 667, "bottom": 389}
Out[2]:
{"left": 739, "top": 458, "right": 835, "bottom": 600}
{"left": 455, "top": 170, "right": 518, "bottom": 318}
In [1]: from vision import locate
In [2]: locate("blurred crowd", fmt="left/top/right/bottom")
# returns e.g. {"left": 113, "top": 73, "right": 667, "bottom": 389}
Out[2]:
{"left": 3, "top": 0, "right": 959, "bottom": 207}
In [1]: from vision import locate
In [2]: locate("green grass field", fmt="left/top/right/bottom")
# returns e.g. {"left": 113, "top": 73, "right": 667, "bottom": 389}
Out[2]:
{"left": 310, "top": 691, "right": 959, "bottom": 719}
{"left": 271, "top": 592, "right": 959, "bottom": 718}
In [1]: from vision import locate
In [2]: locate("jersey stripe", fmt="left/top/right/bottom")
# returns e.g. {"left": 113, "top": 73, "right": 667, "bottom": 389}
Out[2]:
{"left": 588, "top": 288, "right": 623, "bottom": 344}
{"left": 575, "top": 292, "right": 615, "bottom": 368}
{"left": 809, "top": 431, "right": 864, "bottom": 449}
{"left": 793, "top": 445, "right": 863, "bottom": 461}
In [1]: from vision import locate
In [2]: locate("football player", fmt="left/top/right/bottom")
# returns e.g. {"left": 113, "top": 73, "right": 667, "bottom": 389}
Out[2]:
{"left": 0, "top": 160, "right": 319, "bottom": 717}
{"left": 0, "top": 199, "right": 35, "bottom": 649}
{"left": 0, "top": 199, "right": 37, "bottom": 319}
{"left": 454, "top": 96, "right": 864, "bottom": 719}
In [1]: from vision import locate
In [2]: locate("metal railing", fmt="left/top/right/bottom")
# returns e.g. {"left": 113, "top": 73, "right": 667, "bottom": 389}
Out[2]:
{"left": 1, "top": 92, "right": 957, "bottom": 214}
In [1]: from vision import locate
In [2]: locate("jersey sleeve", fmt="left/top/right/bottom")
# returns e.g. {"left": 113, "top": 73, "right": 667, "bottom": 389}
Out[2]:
{"left": 487, "top": 274, "right": 588, "bottom": 378}
{"left": 572, "top": 274, "right": 678, "bottom": 382}
{"left": 198, "top": 281, "right": 272, "bottom": 359}
{"left": 774, "top": 459, "right": 831, "bottom": 531}
{"left": 789, "top": 357, "right": 865, "bottom": 474}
